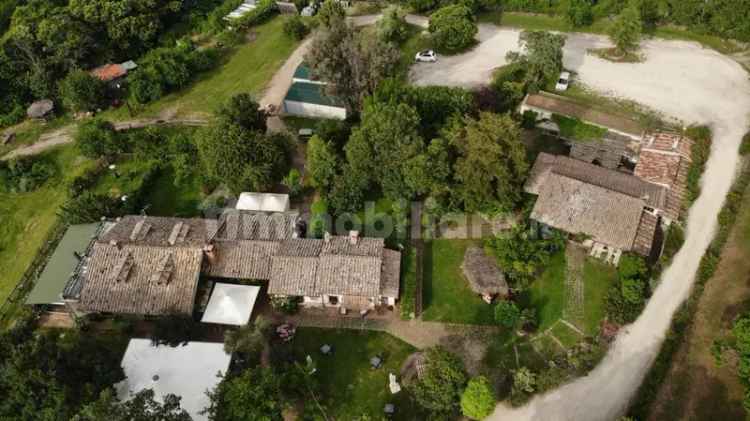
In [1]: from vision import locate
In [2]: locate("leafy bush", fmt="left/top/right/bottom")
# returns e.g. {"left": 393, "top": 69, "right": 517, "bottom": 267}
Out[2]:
{"left": 283, "top": 15, "right": 309, "bottom": 40}
{"left": 521, "top": 110, "right": 538, "bottom": 129}
{"left": 75, "top": 118, "right": 121, "bottom": 158}
{"left": 494, "top": 300, "right": 521, "bottom": 328}
{"left": 409, "top": 0, "right": 437, "bottom": 13}
{"left": 428, "top": 4, "right": 478, "bottom": 53}
{"left": 282, "top": 168, "right": 304, "bottom": 198}
{"left": 566, "top": 0, "right": 594, "bottom": 27}
{"left": 377, "top": 6, "right": 409, "bottom": 43}
{"left": 0, "top": 104, "right": 26, "bottom": 128}
{"left": 461, "top": 376, "right": 495, "bottom": 420}
{"left": 58, "top": 69, "right": 107, "bottom": 113}
{"left": 510, "top": 367, "right": 537, "bottom": 406}
{"left": 605, "top": 254, "right": 648, "bottom": 324}
{"left": 408, "top": 347, "right": 467, "bottom": 417}
{"left": 68, "top": 163, "right": 107, "bottom": 197}
{"left": 59, "top": 191, "right": 121, "bottom": 224}
{"left": 0, "top": 156, "right": 56, "bottom": 193}
{"left": 685, "top": 125, "right": 712, "bottom": 207}
{"left": 270, "top": 295, "right": 301, "bottom": 314}
{"left": 489, "top": 222, "right": 565, "bottom": 290}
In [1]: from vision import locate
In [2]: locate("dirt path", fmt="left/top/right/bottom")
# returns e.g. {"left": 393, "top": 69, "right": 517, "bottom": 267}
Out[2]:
{"left": 1, "top": 116, "right": 208, "bottom": 161}
{"left": 646, "top": 179, "right": 750, "bottom": 420}
{"left": 408, "top": 24, "right": 750, "bottom": 421}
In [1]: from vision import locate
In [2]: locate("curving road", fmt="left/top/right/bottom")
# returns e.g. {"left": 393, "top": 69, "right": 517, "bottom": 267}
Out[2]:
{"left": 410, "top": 24, "right": 750, "bottom": 420}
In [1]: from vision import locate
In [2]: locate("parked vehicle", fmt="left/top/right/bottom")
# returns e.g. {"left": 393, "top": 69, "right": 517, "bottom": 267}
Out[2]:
{"left": 555, "top": 71, "right": 571, "bottom": 91}
{"left": 415, "top": 50, "right": 437, "bottom": 63}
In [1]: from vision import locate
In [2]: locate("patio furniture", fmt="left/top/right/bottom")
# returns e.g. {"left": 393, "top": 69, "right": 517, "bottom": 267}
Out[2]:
{"left": 320, "top": 344, "right": 332, "bottom": 355}
{"left": 370, "top": 355, "right": 383, "bottom": 369}
{"left": 384, "top": 404, "right": 395, "bottom": 415}
{"left": 388, "top": 373, "right": 401, "bottom": 394}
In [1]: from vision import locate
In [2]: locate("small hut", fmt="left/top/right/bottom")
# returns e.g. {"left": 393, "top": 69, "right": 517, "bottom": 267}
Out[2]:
{"left": 27, "top": 99, "right": 54, "bottom": 119}
{"left": 461, "top": 246, "right": 509, "bottom": 303}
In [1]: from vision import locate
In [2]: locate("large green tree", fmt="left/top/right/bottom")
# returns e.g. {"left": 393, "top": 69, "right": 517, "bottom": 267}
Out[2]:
{"left": 447, "top": 112, "right": 528, "bottom": 212}
{"left": 216, "top": 93, "right": 267, "bottom": 132}
{"left": 75, "top": 118, "right": 121, "bottom": 158}
{"left": 305, "top": 23, "right": 401, "bottom": 112}
{"left": 59, "top": 69, "right": 107, "bottom": 112}
{"left": 506, "top": 30, "right": 566, "bottom": 92}
{"left": 196, "top": 120, "right": 291, "bottom": 194}
{"left": 408, "top": 347, "right": 468, "bottom": 417}
{"left": 428, "top": 4, "right": 478, "bottom": 52}
{"left": 345, "top": 101, "right": 425, "bottom": 200}
{"left": 608, "top": 2, "right": 642, "bottom": 55}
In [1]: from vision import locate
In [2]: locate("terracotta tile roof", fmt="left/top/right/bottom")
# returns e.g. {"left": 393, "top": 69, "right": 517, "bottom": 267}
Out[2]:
{"left": 530, "top": 173, "right": 646, "bottom": 250}
{"left": 524, "top": 92, "right": 644, "bottom": 137}
{"left": 99, "top": 216, "right": 218, "bottom": 247}
{"left": 204, "top": 240, "right": 279, "bottom": 280}
{"left": 632, "top": 211, "right": 658, "bottom": 257}
{"left": 217, "top": 210, "right": 298, "bottom": 241}
{"left": 380, "top": 249, "right": 401, "bottom": 298}
{"left": 634, "top": 132, "right": 693, "bottom": 220}
{"left": 91, "top": 64, "right": 127, "bottom": 82}
{"left": 526, "top": 153, "right": 667, "bottom": 209}
{"left": 78, "top": 243, "right": 202, "bottom": 315}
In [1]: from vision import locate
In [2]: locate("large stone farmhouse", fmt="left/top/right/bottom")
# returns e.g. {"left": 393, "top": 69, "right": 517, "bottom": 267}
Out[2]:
{"left": 62, "top": 212, "right": 400, "bottom": 317}
{"left": 522, "top": 93, "right": 693, "bottom": 264}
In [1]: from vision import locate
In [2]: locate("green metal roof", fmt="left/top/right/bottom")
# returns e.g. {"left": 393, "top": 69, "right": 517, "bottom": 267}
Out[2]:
{"left": 26, "top": 223, "right": 100, "bottom": 305}
{"left": 293, "top": 63, "right": 312, "bottom": 81}
{"left": 284, "top": 82, "right": 345, "bottom": 108}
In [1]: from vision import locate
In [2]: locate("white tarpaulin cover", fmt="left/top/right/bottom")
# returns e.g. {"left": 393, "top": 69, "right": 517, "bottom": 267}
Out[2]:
{"left": 236, "top": 192, "right": 290, "bottom": 212}
{"left": 116, "top": 339, "right": 231, "bottom": 421}
{"left": 201, "top": 283, "right": 260, "bottom": 326}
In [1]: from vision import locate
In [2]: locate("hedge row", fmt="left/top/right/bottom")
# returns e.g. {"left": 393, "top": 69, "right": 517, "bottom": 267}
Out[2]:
{"left": 400, "top": 246, "right": 418, "bottom": 320}
{"left": 628, "top": 159, "right": 750, "bottom": 419}
{"left": 684, "top": 126, "right": 712, "bottom": 208}
{"left": 234, "top": 0, "right": 278, "bottom": 29}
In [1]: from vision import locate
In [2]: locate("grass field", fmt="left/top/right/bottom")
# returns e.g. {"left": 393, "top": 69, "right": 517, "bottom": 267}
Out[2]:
{"left": 582, "top": 258, "right": 618, "bottom": 335}
{"left": 104, "top": 17, "right": 301, "bottom": 120}
{"left": 289, "top": 328, "right": 420, "bottom": 420}
{"left": 480, "top": 12, "right": 746, "bottom": 55}
{"left": 422, "top": 239, "right": 497, "bottom": 325}
{"left": 517, "top": 251, "right": 567, "bottom": 332}
{"left": 0, "top": 145, "right": 89, "bottom": 303}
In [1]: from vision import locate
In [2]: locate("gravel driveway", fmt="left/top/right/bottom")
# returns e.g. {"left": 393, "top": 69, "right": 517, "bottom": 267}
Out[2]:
{"left": 409, "top": 25, "right": 750, "bottom": 421}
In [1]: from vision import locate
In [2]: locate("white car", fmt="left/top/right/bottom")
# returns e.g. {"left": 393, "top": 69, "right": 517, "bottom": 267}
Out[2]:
{"left": 415, "top": 50, "right": 437, "bottom": 63}
{"left": 555, "top": 71, "right": 571, "bottom": 91}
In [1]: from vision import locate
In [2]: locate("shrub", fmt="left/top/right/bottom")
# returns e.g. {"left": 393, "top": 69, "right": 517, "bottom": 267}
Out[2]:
{"left": 0, "top": 104, "right": 26, "bottom": 128}
{"left": 566, "top": 0, "right": 594, "bottom": 27}
{"left": 317, "top": 0, "right": 346, "bottom": 28}
{"left": 408, "top": 347, "right": 467, "bottom": 416}
{"left": 741, "top": 131, "right": 750, "bottom": 155}
{"left": 410, "top": 0, "right": 437, "bottom": 12}
{"left": 270, "top": 295, "right": 301, "bottom": 314}
{"left": 685, "top": 126, "right": 712, "bottom": 206}
{"left": 58, "top": 69, "right": 107, "bottom": 113}
{"left": 75, "top": 119, "right": 121, "bottom": 159}
{"left": 59, "top": 191, "right": 121, "bottom": 224}
{"left": 0, "top": 156, "right": 56, "bottom": 193}
{"left": 236, "top": 0, "right": 278, "bottom": 29}
{"left": 494, "top": 300, "right": 521, "bottom": 329}
{"left": 428, "top": 4, "right": 478, "bottom": 53}
{"left": 282, "top": 168, "right": 304, "bottom": 198}
{"left": 377, "top": 6, "right": 409, "bottom": 43}
{"left": 283, "top": 15, "right": 309, "bottom": 40}
{"left": 510, "top": 367, "right": 537, "bottom": 406}
{"left": 461, "top": 376, "right": 495, "bottom": 420}
{"left": 521, "top": 110, "right": 538, "bottom": 129}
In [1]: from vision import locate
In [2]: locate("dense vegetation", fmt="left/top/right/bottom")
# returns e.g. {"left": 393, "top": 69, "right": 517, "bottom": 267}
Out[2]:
{"left": 500, "top": 0, "right": 750, "bottom": 42}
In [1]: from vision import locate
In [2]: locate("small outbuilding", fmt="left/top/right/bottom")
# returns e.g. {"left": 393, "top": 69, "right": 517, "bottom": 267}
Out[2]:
{"left": 27, "top": 99, "right": 54, "bottom": 119}
{"left": 201, "top": 283, "right": 261, "bottom": 326}
{"left": 461, "top": 246, "right": 509, "bottom": 303}
{"left": 283, "top": 82, "right": 347, "bottom": 120}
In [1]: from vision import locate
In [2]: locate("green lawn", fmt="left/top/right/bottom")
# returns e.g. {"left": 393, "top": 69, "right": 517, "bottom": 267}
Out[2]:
{"left": 289, "top": 328, "right": 421, "bottom": 420}
{"left": 422, "top": 239, "right": 497, "bottom": 325}
{"left": 0, "top": 145, "right": 90, "bottom": 303}
{"left": 582, "top": 257, "right": 618, "bottom": 335}
{"left": 549, "top": 321, "right": 582, "bottom": 348}
{"left": 480, "top": 12, "right": 746, "bottom": 55}
{"left": 1, "top": 115, "right": 73, "bottom": 157}
{"left": 517, "top": 251, "right": 567, "bottom": 332}
{"left": 104, "top": 17, "right": 302, "bottom": 120}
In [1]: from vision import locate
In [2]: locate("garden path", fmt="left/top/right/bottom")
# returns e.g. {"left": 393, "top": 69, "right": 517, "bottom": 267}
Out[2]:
{"left": 563, "top": 245, "right": 586, "bottom": 329}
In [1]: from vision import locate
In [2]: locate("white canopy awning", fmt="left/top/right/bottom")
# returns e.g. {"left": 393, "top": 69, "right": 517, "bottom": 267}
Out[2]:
{"left": 236, "top": 192, "right": 290, "bottom": 213}
{"left": 201, "top": 283, "right": 260, "bottom": 326}
{"left": 116, "top": 339, "right": 231, "bottom": 421}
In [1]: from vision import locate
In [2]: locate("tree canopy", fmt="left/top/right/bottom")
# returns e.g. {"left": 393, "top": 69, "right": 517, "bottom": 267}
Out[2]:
{"left": 58, "top": 69, "right": 107, "bottom": 113}
{"left": 204, "top": 367, "right": 285, "bottom": 421}
{"left": 609, "top": 3, "right": 642, "bottom": 55}
{"left": 408, "top": 347, "right": 468, "bottom": 416}
{"left": 72, "top": 389, "right": 191, "bottom": 421}
{"left": 447, "top": 112, "right": 528, "bottom": 212}
{"left": 428, "top": 4, "right": 478, "bottom": 52}
{"left": 506, "top": 30, "right": 566, "bottom": 92}
{"left": 460, "top": 376, "right": 496, "bottom": 420}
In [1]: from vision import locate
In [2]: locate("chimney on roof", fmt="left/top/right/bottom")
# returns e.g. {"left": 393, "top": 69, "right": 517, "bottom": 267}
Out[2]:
{"left": 203, "top": 244, "right": 217, "bottom": 266}
{"left": 109, "top": 240, "right": 121, "bottom": 250}
{"left": 324, "top": 232, "right": 331, "bottom": 243}
{"left": 349, "top": 230, "right": 359, "bottom": 245}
